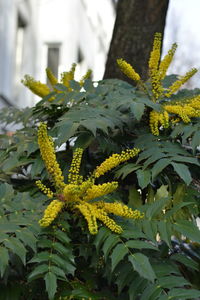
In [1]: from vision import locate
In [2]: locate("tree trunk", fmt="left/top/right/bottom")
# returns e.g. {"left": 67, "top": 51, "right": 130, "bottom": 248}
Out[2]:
{"left": 104, "top": 0, "right": 169, "bottom": 82}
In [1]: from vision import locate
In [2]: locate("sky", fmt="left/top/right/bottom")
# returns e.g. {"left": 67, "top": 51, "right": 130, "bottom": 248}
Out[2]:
{"left": 163, "top": 0, "right": 200, "bottom": 87}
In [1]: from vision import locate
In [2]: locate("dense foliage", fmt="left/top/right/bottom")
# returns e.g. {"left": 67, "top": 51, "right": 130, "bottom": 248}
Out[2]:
{"left": 0, "top": 34, "right": 200, "bottom": 299}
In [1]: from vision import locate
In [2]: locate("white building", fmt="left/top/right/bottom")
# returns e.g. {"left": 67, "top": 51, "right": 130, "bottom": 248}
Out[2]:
{"left": 0, "top": 0, "right": 116, "bottom": 108}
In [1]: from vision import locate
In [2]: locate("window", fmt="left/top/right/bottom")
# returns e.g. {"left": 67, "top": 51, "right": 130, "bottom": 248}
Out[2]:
{"left": 47, "top": 44, "right": 60, "bottom": 80}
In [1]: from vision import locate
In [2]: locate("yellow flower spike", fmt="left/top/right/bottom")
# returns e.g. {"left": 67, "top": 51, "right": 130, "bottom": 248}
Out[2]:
{"left": 46, "top": 68, "right": 58, "bottom": 87}
{"left": 99, "top": 202, "right": 144, "bottom": 219}
{"left": 75, "top": 202, "right": 98, "bottom": 235}
{"left": 21, "top": 75, "right": 51, "bottom": 98}
{"left": 165, "top": 68, "right": 198, "bottom": 98}
{"left": 68, "top": 148, "right": 84, "bottom": 184}
{"left": 35, "top": 180, "right": 54, "bottom": 198}
{"left": 39, "top": 200, "right": 65, "bottom": 227}
{"left": 37, "top": 123, "right": 65, "bottom": 191}
{"left": 94, "top": 208, "right": 123, "bottom": 234}
{"left": 159, "top": 43, "right": 177, "bottom": 80}
{"left": 149, "top": 32, "right": 162, "bottom": 71}
{"left": 63, "top": 184, "right": 80, "bottom": 202}
{"left": 148, "top": 33, "right": 163, "bottom": 100}
{"left": 117, "top": 58, "right": 140, "bottom": 81}
{"left": 83, "top": 182, "right": 118, "bottom": 201}
{"left": 79, "top": 69, "right": 92, "bottom": 86}
{"left": 93, "top": 148, "right": 140, "bottom": 178}
{"left": 61, "top": 63, "right": 77, "bottom": 89}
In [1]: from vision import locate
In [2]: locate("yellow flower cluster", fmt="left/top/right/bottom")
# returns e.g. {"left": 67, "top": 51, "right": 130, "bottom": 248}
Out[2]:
{"left": 21, "top": 75, "right": 51, "bottom": 98}
{"left": 94, "top": 148, "right": 140, "bottom": 178}
{"left": 68, "top": 148, "right": 83, "bottom": 184}
{"left": 165, "top": 68, "right": 198, "bottom": 98}
{"left": 37, "top": 123, "right": 65, "bottom": 191}
{"left": 39, "top": 200, "right": 64, "bottom": 227}
{"left": 149, "top": 110, "right": 169, "bottom": 135}
{"left": 117, "top": 58, "right": 140, "bottom": 81}
{"left": 149, "top": 94, "right": 200, "bottom": 135}
{"left": 79, "top": 69, "right": 92, "bottom": 86}
{"left": 61, "top": 63, "right": 76, "bottom": 90}
{"left": 98, "top": 202, "right": 144, "bottom": 219}
{"left": 35, "top": 180, "right": 54, "bottom": 198}
{"left": 22, "top": 64, "right": 92, "bottom": 101}
{"left": 37, "top": 124, "right": 143, "bottom": 233}
{"left": 83, "top": 182, "right": 118, "bottom": 201}
{"left": 159, "top": 43, "right": 177, "bottom": 80}
{"left": 75, "top": 202, "right": 98, "bottom": 234}
{"left": 46, "top": 68, "right": 58, "bottom": 86}
{"left": 148, "top": 33, "right": 162, "bottom": 72}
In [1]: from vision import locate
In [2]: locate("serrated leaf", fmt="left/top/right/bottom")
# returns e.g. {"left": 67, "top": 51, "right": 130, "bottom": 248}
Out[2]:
{"left": 136, "top": 169, "right": 151, "bottom": 189}
{"left": 16, "top": 229, "right": 37, "bottom": 252}
{"left": 170, "top": 253, "right": 199, "bottom": 271}
{"left": 93, "top": 227, "right": 110, "bottom": 252}
{"left": 130, "top": 102, "right": 145, "bottom": 121}
{"left": 111, "top": 243, "right": 128, "bottom": 271}
{"left": 0, "top": 247, "right": 9, "bottom": 277}
{"left": 171, "top": 162, "right": 192, "bottom": 185}
{"left": 4, "top": 237, "right": 26, "bottom": 264}
{"left": 55, "top": 230, "right": 71, "bottom": 244}
{"left": 167, "top": 288, "right": 200, "bottom": 299}
{"left": 102, "top": 235, "right": 119, "bottom": 260}
{"left": 50, "top": 265, "right": 66, "bottom": 280}
{"left": 126, "top": 240, "right": 158, "bottom": 251}
{"left": 173, "top": 220, "right": 200, "bottom": 243}
{"left": 28, "top": 264, "right": 49, "bottom": 281}
{"left": 44, "top": 271, "right": 57, "bottom": 300}
{"left": 158, "top": 275, "right": 190, "bottom": 289}
{"left": 129, "top": 253, "right": 156, "bottom": 282}
{"left": 151, "top": 158, "right": 171, "bottom": 179}
{"left": 114, "top": 164, "right": 140, "bottom": 180}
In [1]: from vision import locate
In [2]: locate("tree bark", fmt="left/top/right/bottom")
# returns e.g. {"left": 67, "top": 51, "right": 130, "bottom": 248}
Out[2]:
{"left": 104, "top": 0, "right": 169, "bottom": 81}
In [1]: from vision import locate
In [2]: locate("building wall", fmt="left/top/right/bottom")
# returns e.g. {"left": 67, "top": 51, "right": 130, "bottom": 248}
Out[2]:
{"left": 0, "top": 0, "right": 39, "bottom": 107}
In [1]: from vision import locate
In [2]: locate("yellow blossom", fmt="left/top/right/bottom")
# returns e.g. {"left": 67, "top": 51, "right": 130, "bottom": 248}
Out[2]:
{"left": 165, "top": 68, "right": 197, "bottom": 98}
{"left": 117, "top": 58, "right": 140, "bottom": 81}
{"left": 37, "top": 123, "right": 65, "bottom": 191}
{"left": 39, "top": 200, "right": 64, "bottom": 227}
{"left": 61, "top": 63, "right": 76, "bottom": 89}
{"left": 35, "top": 180, "right": 54, "bottom": 198}
{"left": 79, "top": 69, "right": 92, "bottom": 86}
{"left": 37, "top": 124, "right": 143, "bottom": 233}
{"left": 94, "top": 148, "right": 140, "bottom": 178}
{"left": 21, "top": 75, "right": 51, "bottom": 98}
{"left": 46, "top": 68, "right": 58, "bottom": 87}
{"left": 159, "top": 43, "right": 177, "bottom": 80}
{"left": 148, "top": 33, "right": 162, "bottom": 72}
{"left": 83, "top": 182, "right": 118, "bottom": 201}
{"left": 68, "top": 148, "right": 84, "bottom": 184}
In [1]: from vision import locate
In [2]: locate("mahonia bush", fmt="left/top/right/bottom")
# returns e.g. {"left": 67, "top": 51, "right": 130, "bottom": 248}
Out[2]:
{"left": 117, "top": 32, "right": 200, "bottom": 136}
{"left": 37, "top": 123, "right": 143, "bottom": 234}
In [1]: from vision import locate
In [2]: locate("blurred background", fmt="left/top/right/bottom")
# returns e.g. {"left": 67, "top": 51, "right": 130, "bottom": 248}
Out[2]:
{"left": 0, "top": 0, "right": 200, "bottom": 108}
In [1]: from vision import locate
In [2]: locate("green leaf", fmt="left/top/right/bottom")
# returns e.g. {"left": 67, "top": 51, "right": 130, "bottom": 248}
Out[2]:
{"left": 55, "top": 230, "right": 71, "bottom": 244}
{"left": 191, "top": 130, "right": 200, "bottom": 153}
{"left": 56, "top": 122, "right": 79, "bottom": 146}
{"left": 93, "top": 227, "right": 110, "bottom": 252}
{"left": 4, "top": 237, "right": 26, "bottom": 264}
{"left": 146, "top": 197, "right": 169, "bottom": 219}
{"left": 28, "top": 264, "right": 49, "bottom": 281}
{"left": 167, "top": 288, "right": 200, "bottom": 299}
{"left": 0, "top": 247, "right": 9, "bottom": 276}
{"left": 130, "top": 102, "right": 145, "bottom": 121}
{"left": 173, "top": 220, "right": 200, "bottom": 243}
{"left": 126, "top": 240, "right": 158, "bottom": 251}
{"left": 16, "top": 229, "right": 37, "bottom": 252}
{"left": 170, "top": 253, "right": 199, "bottom": 271}
{"left": 50, "top": 265, "right": 66, "bottom": 280}
{"left": 74, "top": 132, "right": 94, "bottom": 149}
{"left": 44, "top": 271, "right": 57, "bottom": 300}
{"left": 171, "top": 162, "right": 192, "bottom": 185}
{"left": 151, "top": 158, "right": 171, "bottom": 179}
{"left": 129, "top": 253, "right": 156, "bottom": 282}
{"left": 114, "top": 164, "right": 140, "bottom": 180}
{"left": 158, "top": 275, "right": 190, "bottom": 289}
{"left": 136, "top": 169, "right": 151, "bottom": 189}
{"left": 111, "top": 243, "right": 128, "bottom": 271}
{"left": 102, "top": 234, "right": 119, "bottom": 260}
{"left": 157, "top": 221, "right": 172, "bottom": 247}
{"left": 128, "top": 186, "right": 143, "bottom": 209}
